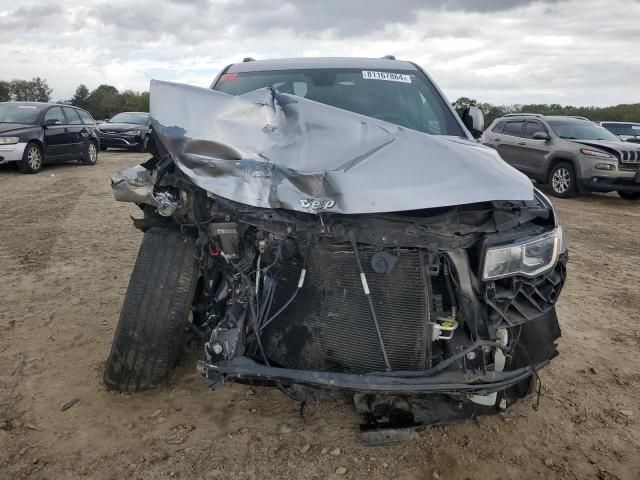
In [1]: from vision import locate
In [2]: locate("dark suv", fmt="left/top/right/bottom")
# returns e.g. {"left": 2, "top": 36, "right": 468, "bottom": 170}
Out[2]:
{"left": 0, "top": 102, "right": 99, "bottom": 173}
{"left": 481, "top": 114, "right": 640, "bottom": 199}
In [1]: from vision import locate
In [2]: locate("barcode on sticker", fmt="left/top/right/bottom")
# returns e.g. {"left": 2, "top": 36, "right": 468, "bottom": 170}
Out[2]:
{"left": 362, "top": 71, "right": 411, "bottom": 83}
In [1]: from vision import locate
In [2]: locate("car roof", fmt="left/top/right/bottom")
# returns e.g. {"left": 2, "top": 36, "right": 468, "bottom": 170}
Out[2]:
{"left": 226, "top": 57, "right": 418, "bottom": 73}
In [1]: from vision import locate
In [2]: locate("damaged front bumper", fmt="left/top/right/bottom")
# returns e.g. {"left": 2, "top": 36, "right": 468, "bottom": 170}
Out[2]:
{"left": 198, "top": 357, "right": 547, "bottom": 395}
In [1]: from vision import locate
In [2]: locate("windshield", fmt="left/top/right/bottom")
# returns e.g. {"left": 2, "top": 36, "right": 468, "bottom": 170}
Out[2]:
{"left": 0, "top": 103, "right": 45, "bottom": 124}
{"left": 109, "top": 113, "right": 149, "bottom": 124}
{"left": 602, "top": 123, "right": 640, "bottom": 137}
{"left": 547, "top": 119, "right": 620, "bottom": 141}
{"left": 213, "top": 68, "right": 465, "bottom": 137}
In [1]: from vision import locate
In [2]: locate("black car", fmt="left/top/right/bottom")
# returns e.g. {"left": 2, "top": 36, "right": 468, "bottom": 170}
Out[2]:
{"left": 98, "top": 112, "right": 152, "bottom": 152}
{"left": 0, "top": 102, "right": 99, "bottom": 174}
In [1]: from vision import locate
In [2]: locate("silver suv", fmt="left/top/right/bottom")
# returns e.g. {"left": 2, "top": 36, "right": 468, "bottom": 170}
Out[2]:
{"left": 481, "top": 114, "right": 640, "bottom": 199}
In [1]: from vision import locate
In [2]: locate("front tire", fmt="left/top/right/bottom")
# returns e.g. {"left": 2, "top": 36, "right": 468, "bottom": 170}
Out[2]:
{"left": 548, "top": 162, "right": 577, "bottom": 198}
{"left": 618, "top": 190, "right": 640, "bottom": 200}
{"left": 104, "top": 228, "right": 199, "bottom": 392}
{"left": 18, "top": 142, "right": 43, "bottom": 174}
{"left": 82, "top": 141, "right": 98, "bottom": 165}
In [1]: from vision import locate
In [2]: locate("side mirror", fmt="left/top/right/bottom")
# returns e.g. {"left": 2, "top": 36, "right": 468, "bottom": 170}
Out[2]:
{"left": 533, "top": 131, "right": 550, "bottom": 141}
{"left": 461, "top": 106, "right": 484, "bottom": 139}
{"left": 45, "top": 118, "right": 60, "bottom": 126}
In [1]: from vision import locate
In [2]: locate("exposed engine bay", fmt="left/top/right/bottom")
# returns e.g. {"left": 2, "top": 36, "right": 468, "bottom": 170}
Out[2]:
{"left": 108, "top": 78, "right": 566, "bottom": 432}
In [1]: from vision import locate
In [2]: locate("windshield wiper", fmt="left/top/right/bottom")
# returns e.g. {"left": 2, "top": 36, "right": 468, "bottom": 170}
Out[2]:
{"left": 560, "top": 136, "right": 577, "bottom": 139}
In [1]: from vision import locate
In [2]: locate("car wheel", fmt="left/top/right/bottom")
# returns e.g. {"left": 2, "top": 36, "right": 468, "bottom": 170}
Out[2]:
{"left": 82, "top": 141, "right": 98, "bottom": 165}
{"left": 17, "top": 142, "right": 43, "bottom": 174}
{"left": 137, "top": 135, "right": 150, "bottom": 153}
{"left": 549, "top": 162, "right": 577, "bottom": 198}
{"left": 617, "top": 191, "right": 640, "bottom": 200}
{"left": 103, "top": 228, "right": 199, "bottom": 392}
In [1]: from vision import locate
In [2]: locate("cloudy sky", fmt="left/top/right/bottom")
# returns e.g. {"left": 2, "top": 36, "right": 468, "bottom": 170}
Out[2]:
{"left": 1, "top": 0, "right": 638, "bottom": 106}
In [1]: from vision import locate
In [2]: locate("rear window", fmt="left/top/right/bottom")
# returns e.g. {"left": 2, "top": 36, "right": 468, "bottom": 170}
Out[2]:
{"left": 63, "top": 107, "right": 83, "bottom": 125}
{"left": 213, "top": 68, "right": 465, "bottom": 137}
{"left": 77, "top": 109, "right": 95, "bottom": 125}
{"left": 502, "top": 121, "right": 525, "bottom": 137}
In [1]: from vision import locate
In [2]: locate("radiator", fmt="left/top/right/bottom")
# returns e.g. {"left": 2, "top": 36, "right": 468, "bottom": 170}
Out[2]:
{"left": 261, "top": 247, "right": 430, "bottom": 373}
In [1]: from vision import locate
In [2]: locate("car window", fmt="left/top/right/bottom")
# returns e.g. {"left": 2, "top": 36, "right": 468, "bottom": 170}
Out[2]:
{"left": 546, "top": 119, "right": 620, "bottom": 141}
{"left": 602, "top": 123, "right": 640, "bottom": 136}
{"left": 213, "top": 68, "right": 465, "bottom": 137}
{"left": 502, "top": 121, "right": 525, "bottom": 137}
{"left": 491, "top": 121, "right": 505, "bottom": 133}
{"left": 523, "top": 121, "right": 546, "bottom": 139}
{"left": 76, "top": 109, "right": 96, "bottom": 125}
{"left": 0, "top": 104, "right": 46, "bottom": 124}
{"left": 63, "top": 107, "right": 83, "bottom": 125}
{"left": 44, "top": 107, "right": 66, "bottom": 125}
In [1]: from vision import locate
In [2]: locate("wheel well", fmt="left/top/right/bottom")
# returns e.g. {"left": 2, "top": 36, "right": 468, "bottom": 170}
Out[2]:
{"left": 545, "top": 158, "right": 575, "bottom": 183}
{"left": 27, "top": 139, "right": 46, "bottom": 160}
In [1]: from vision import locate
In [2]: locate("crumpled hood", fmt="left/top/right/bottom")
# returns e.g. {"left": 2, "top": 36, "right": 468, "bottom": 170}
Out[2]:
{"left": 141, "top": 80, "right": 533, "bottom": 215}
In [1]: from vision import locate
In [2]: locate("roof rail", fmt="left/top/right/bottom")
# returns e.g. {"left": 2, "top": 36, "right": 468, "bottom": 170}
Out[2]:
{"left": 242, "top": 57, "right": 255, "bottom": 62}
{"left": 381, "top": 55, "right": 396, "bottom": 60}
{"left": 567, "top": 115, "right": 589, "bottom": 121}
{"left": 503, "top": 113, "right": 543, "bottom": 118}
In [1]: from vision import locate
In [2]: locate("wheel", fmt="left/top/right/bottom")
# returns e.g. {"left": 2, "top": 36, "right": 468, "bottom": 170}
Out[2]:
{"left": 137, "top": 135, "right": 150, "bottom": 153}
{"left": 104, "top": 228, "right": 199, "bottom": 392}
{"left": 618, "top": 191, "right": 640, "bottom": 200}
{"left": 17, "top": 142, "right": 43, "bottom": 174}
{"left": 548, "top": 162, "right": 577, "bottom": 198}
{"left": 82, "top": 141, "right": 98, "bottom": 165}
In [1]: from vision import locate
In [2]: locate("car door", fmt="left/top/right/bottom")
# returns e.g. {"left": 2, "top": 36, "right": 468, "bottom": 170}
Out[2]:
{"left": 517, "top": 120, "right": 551, "bottom": 179}
{"left": 43, "top": 106, "right": 73, "bottom": 159}
{"left": 62, "top": 107, "right": 85, "bottom": 157}
{"left": 494, "top": 120, "right": 525, "bottom": 167}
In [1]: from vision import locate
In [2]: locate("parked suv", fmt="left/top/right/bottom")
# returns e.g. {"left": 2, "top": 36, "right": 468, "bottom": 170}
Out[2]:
{"left": 599, "top": 121, "right": 640, "bottom": 144}
{"left": 481, "top": 114, "right": 640, "bottom": 199}
{"left": 98, "top": 112, "right": 151, "bottom": 152}
{"left": 0, "top": 102, "right": 99, "bottom": 173}
{"left": 104, "top": 57, "right": 567, "bottom": 431}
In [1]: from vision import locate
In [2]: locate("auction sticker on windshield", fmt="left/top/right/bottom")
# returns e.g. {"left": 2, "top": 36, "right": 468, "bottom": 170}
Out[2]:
{"left": 362, "top": 71, "right": 412, "bottom": 83}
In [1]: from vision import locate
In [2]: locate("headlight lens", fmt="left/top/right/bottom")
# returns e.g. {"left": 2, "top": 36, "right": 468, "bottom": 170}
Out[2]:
{"left": 483, "top": 227, "right": 562, "bottom": 280}
{"left": 580, "top": 148, "right": 613, "bottom": 159}
{"left": 127, "top": 130, "right": 141, "bottom": 136}
{"left": 0, "top": 136, "right": 20, "bottom": 145}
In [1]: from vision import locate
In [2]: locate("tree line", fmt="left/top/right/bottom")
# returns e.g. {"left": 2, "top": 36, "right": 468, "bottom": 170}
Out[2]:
{"left": 0, "top": 77, "right": 149, "bottom": 120}
{"left": 452, "top": 97, "right": 640, "bottom": 127}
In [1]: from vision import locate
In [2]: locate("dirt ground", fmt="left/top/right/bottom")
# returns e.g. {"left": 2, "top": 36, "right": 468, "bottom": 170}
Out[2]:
{"left": 0, "top": 150, "right": 638, "bottom": 480}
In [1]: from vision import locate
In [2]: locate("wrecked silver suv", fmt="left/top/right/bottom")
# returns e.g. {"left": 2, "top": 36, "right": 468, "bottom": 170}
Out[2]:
{"left": 104, "top": 58, "right": 566, "bottom": 433}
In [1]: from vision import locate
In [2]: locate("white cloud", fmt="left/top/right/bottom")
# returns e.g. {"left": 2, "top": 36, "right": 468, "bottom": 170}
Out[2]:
{"left": 0, "top": 0, "right": 638, "bottom": 106}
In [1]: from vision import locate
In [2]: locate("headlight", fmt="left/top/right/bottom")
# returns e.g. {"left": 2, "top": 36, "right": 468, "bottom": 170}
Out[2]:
{"left": 483, "top": 227, "right": 562, "bottom": 280}
{"left": 127, "top": 130, "right": 141, "bottom": 136}
{"left": 0, "top": 136, "right": 20, "bottom": 145}
{"left": 580, "top": 148, "right": 613, "bottom": 159}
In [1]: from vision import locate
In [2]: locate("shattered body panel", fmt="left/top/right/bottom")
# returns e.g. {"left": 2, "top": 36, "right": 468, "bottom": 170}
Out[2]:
{"left": 109, "top": 60, "right": 566, "bottom": 433}
{"left": 136, "top": 80, "right": 533, "bottom": 215}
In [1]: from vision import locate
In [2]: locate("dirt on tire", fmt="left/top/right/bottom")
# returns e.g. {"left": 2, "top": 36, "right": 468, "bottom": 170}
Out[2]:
{"left": 0, "top": 152, "right": 638, "bottom": 480}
